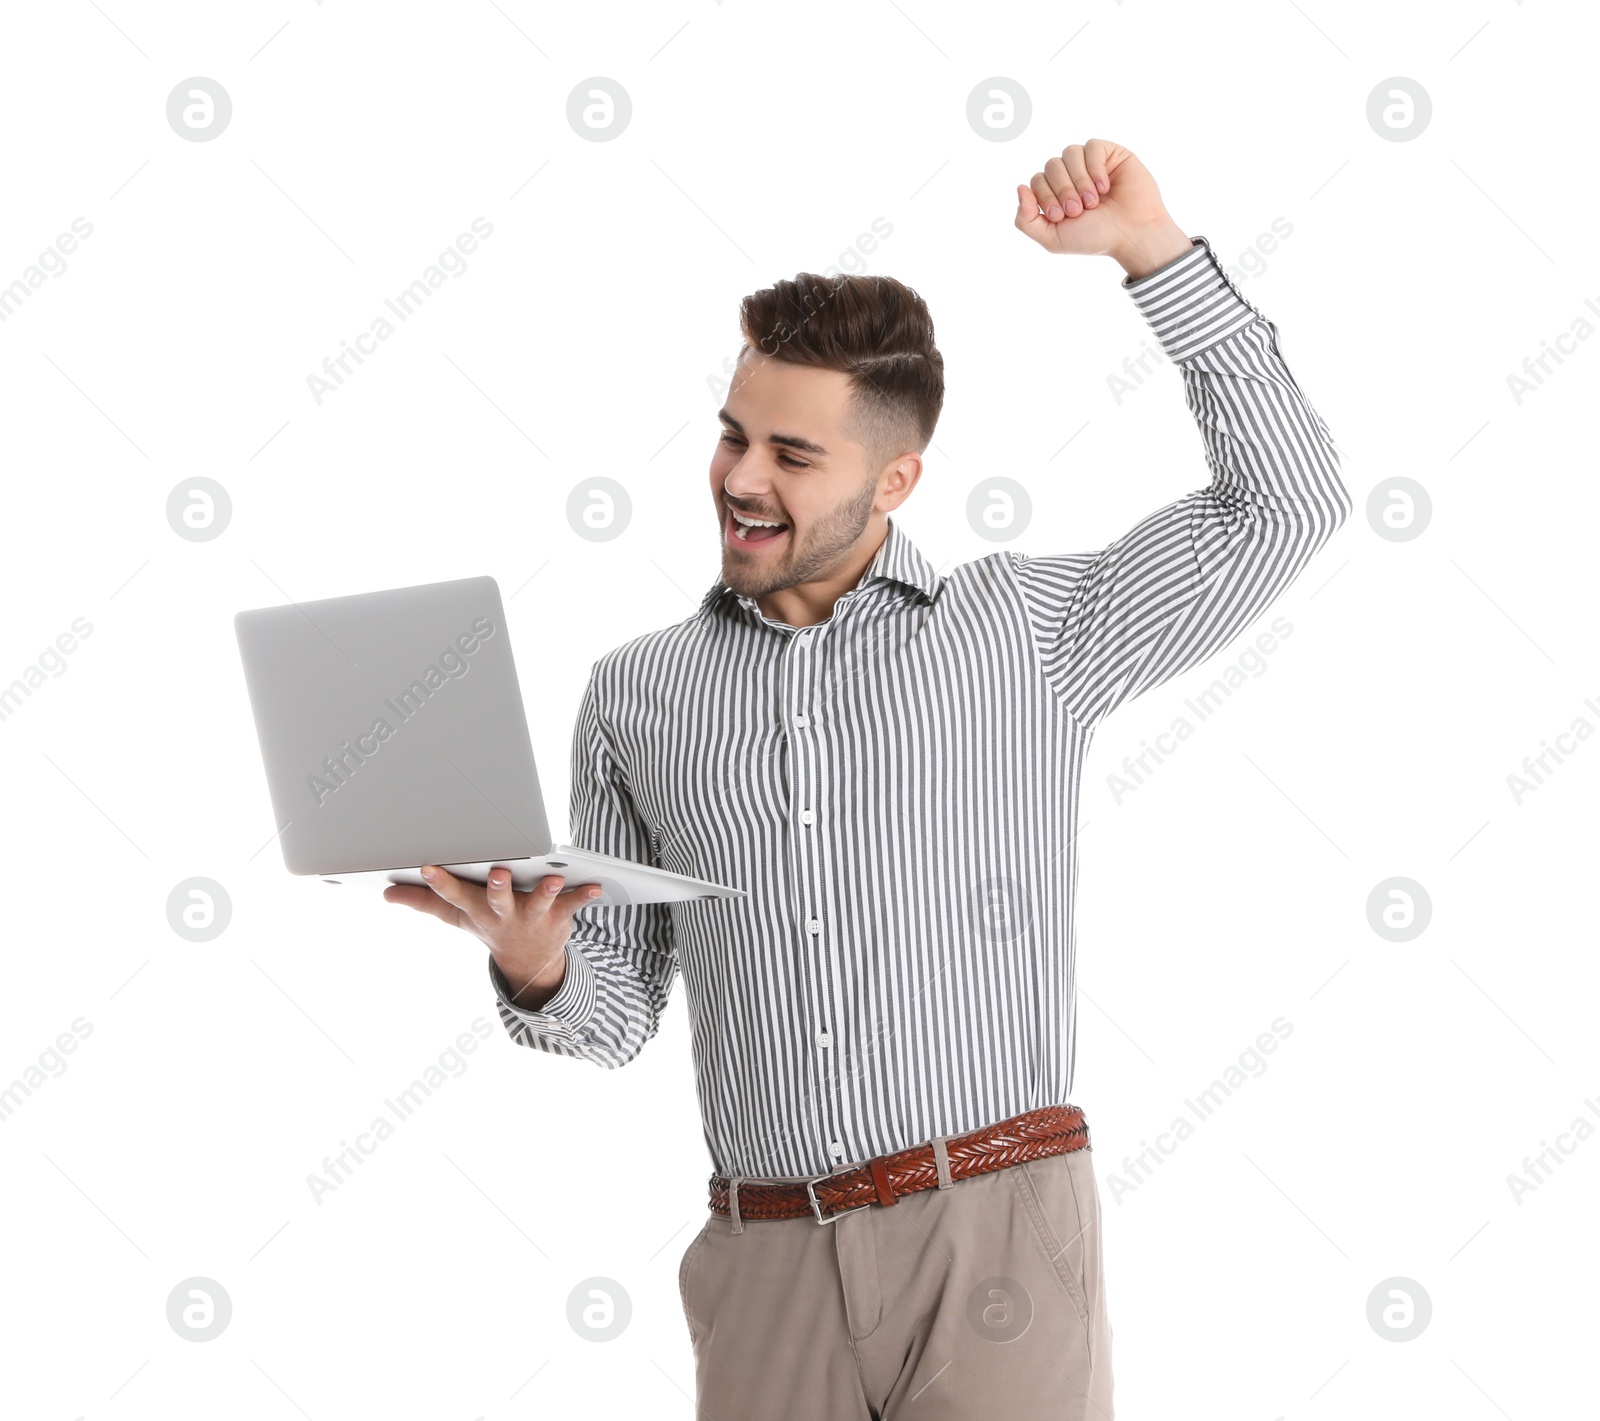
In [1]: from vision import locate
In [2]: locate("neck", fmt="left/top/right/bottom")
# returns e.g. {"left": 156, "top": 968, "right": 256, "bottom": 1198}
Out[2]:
{"left": 754, "top": 518, "right": 891, "bottom": 628}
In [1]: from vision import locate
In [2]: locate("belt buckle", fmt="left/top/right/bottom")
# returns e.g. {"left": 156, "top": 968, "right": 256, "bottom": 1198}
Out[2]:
{"left": 804, "top": 1164, "right": 872, "bottom": 1226}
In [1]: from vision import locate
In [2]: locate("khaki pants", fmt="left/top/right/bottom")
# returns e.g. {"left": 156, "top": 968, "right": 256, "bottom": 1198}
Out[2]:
{"left": 678, "top": 1146, "right": 1112, "bottom": 1419}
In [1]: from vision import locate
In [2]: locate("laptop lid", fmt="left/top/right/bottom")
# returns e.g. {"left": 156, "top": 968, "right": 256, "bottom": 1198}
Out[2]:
{"left": 234, "top": 575, "right": 553, "bottom": 875}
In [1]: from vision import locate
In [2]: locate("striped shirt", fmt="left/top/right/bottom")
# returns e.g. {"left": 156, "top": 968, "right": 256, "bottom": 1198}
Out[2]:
{"left": 490, "top": 236, "right": 1350, "bottom": 1179}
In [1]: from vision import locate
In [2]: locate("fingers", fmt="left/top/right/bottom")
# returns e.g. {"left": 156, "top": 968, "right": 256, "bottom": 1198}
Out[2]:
{"left": 1083, "top": 138, "right": 1114, "bottom": 195}
{"left": 1040, "top": 157, "right": 1083, "bottom": 218}
{"left": 547, "top": 878, "right": 605, "bottom": 925}
{"left": 383, "top": 882, "right": 462, "bottom": 925}
{"left": 418, "top": 864, "right": 487, "bottom": 921}
{"left": 1057, "top": 144, "right": 1097, "bottom": 210}
{"left": 485, "top": 866, "right": 516, "bottom": 919}
{"left": 1021, "top": 141, "right": 1118, "bottom": 244}
{"left": 430, "top": 866, "right": 579, "bottom": 921}
{"left": 1031, "top": 171, "right": 1070, "bottom": 222}
{"left": 1014, "top": 183, "right": 1051, "bottom": 243}
{"left": 525, "top": 873, "right": 595, "bottom": 915}
{"left": 388, "top": 868, "right": 603, "bottom": 942}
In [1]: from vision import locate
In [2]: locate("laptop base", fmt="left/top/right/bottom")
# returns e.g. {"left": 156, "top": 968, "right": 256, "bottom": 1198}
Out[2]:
{"left": 320, "top": 845, "right": 744, "bottom": 907}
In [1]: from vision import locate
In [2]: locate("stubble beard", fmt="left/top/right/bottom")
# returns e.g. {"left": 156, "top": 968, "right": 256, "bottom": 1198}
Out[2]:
{"left": 722, "top": 473, "right": 880, "bottom": 600}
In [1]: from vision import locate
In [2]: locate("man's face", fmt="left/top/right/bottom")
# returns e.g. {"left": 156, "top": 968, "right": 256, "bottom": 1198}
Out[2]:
{"left": 709, "top": 348, "right": 885, "bottom": 600}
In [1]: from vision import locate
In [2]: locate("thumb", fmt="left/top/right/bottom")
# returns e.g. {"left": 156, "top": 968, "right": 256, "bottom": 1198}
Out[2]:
{"left": 1013, "top": 184, "right": 1050, "bottom": 246}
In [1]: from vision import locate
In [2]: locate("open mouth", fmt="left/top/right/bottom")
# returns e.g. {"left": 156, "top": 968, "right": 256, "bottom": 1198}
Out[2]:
{"left": 726, "top": 505, "right": 790, "bottom": 547}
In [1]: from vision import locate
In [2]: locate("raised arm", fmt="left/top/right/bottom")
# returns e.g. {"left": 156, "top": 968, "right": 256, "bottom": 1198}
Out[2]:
{"left": 1010, "top": 139, "right": 1350, "bottom": 728}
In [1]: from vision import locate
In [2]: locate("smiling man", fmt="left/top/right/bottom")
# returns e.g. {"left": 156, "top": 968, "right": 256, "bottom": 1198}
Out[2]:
{"left": 712, "top": 273, "right": 943, "bottom": 623}
{"left": 389, "top": 137, "right": 1350, "bottom": 1418}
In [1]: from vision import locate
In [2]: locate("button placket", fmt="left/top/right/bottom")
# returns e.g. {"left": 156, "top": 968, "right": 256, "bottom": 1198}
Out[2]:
{"left": 784, "top": 623, "right": 842, "bottom": 1168}
{"left": 796, "top": 632, "right": 820, "bottom": 825}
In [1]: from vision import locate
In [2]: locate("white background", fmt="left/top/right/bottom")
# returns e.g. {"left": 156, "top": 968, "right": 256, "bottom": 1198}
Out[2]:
{"left": 2, "top": 1, "right": 1595, "bottom": 1417}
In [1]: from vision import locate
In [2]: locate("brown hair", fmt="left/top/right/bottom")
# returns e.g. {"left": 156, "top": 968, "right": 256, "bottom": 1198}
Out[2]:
{"left": 737, "top": 272, "right": 944, "bottom": 469}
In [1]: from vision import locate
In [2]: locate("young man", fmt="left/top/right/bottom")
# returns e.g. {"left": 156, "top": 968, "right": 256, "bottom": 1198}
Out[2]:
{"left": 387, "top": 137, "right": 1349, "bottom": 1417}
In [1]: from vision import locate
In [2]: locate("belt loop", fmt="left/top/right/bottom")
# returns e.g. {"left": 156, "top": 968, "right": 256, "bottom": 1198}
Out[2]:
{"left": 932, "top": 1137, "right": 954, "bottom": 1190}
{"left": 729, "top": 1177, "right": 744, "bottom": 1235}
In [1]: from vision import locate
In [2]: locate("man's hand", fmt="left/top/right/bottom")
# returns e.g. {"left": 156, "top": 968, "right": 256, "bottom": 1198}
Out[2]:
{"left": 1014, "top": 138, "right": 1193, "bottom": 280}
{"left": 385, "top": 866, "right": 602, "bottom": 1011}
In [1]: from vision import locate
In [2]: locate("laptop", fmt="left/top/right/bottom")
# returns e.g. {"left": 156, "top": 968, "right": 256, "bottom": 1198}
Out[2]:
{"left": 234, "top": 575, "right": 745, "bottom": 907}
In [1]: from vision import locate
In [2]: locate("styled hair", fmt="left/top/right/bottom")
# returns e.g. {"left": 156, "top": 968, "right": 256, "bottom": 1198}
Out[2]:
{"left": 737, "top": 272, "right": 944, "bottom": 468}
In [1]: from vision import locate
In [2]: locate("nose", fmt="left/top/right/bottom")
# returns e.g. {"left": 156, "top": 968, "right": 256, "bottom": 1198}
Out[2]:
{"left": 721, "top": 462, "right": 771, "bottom": 510}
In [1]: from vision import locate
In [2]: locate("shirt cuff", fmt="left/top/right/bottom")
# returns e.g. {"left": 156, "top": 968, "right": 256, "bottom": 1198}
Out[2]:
{"left": 489, "top": 946, "right": 598, "bottom": 1041}
{"left": 1123, "top": 234, "right": 1260, "bottom": 363}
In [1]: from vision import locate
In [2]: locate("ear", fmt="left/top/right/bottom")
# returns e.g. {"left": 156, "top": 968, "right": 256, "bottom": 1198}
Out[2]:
{"left": 879, "top": 451, "right": 923, "bottom": 509}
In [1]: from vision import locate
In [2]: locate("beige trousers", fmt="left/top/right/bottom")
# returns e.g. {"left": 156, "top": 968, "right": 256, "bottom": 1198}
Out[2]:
{"left": 678, "top": 1146, "right": 1112, "bottom": 1419}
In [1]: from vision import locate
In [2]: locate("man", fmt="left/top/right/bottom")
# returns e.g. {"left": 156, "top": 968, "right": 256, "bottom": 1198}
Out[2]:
{"left": 386, "top": 137, "right": 1349, "bottom": 1417}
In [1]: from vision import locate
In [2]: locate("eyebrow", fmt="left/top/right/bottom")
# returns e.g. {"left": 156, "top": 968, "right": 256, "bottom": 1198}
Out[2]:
{"left": 717, "top": 409, "right": 830, "bottom": 457}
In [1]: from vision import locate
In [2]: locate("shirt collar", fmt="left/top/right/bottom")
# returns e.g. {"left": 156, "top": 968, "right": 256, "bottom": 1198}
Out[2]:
{"left": 697, "top": 516, "right": 944, "bottom": 621}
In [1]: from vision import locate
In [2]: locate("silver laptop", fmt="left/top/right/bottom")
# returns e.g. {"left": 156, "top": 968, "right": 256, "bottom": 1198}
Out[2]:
{"left": 234, "top": 575, "right": 744, "bottom": 907}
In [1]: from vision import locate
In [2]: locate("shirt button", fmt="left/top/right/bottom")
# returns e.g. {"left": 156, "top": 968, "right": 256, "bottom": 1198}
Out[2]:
{"left": 793, "top": 713, "right": 809, "bottom": 728}
{"left": 806, "top": 918, "right": 821, "bottom": 934}
{"left": 828, "top": 1141, "right": 846, "bottom": 1161}
{"left": 800, "top": 809, "right": 815, "bottom": 825}
{"left": 816, "top": 1031, "right": 832, "bottom": 1048}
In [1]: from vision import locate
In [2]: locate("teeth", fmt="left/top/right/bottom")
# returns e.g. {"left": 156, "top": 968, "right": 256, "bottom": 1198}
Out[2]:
{"left": 731, "top": 508, "right": 786, "bottom": 542}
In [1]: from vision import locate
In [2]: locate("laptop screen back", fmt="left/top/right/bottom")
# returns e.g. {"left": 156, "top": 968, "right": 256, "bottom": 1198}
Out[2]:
{"left": 234, "top": 576, "right": 552, "bottom": 874}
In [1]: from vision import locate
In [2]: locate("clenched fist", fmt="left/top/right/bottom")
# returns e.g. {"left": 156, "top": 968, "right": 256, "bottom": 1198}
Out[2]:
{"left": 1014, "top": 138, "right": 1193, "bottom": 279}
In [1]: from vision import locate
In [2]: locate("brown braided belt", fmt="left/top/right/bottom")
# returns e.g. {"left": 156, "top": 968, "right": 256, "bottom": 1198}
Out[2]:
{"left": 709, "top": 1104, "right": 1089, "bottom": 1224}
